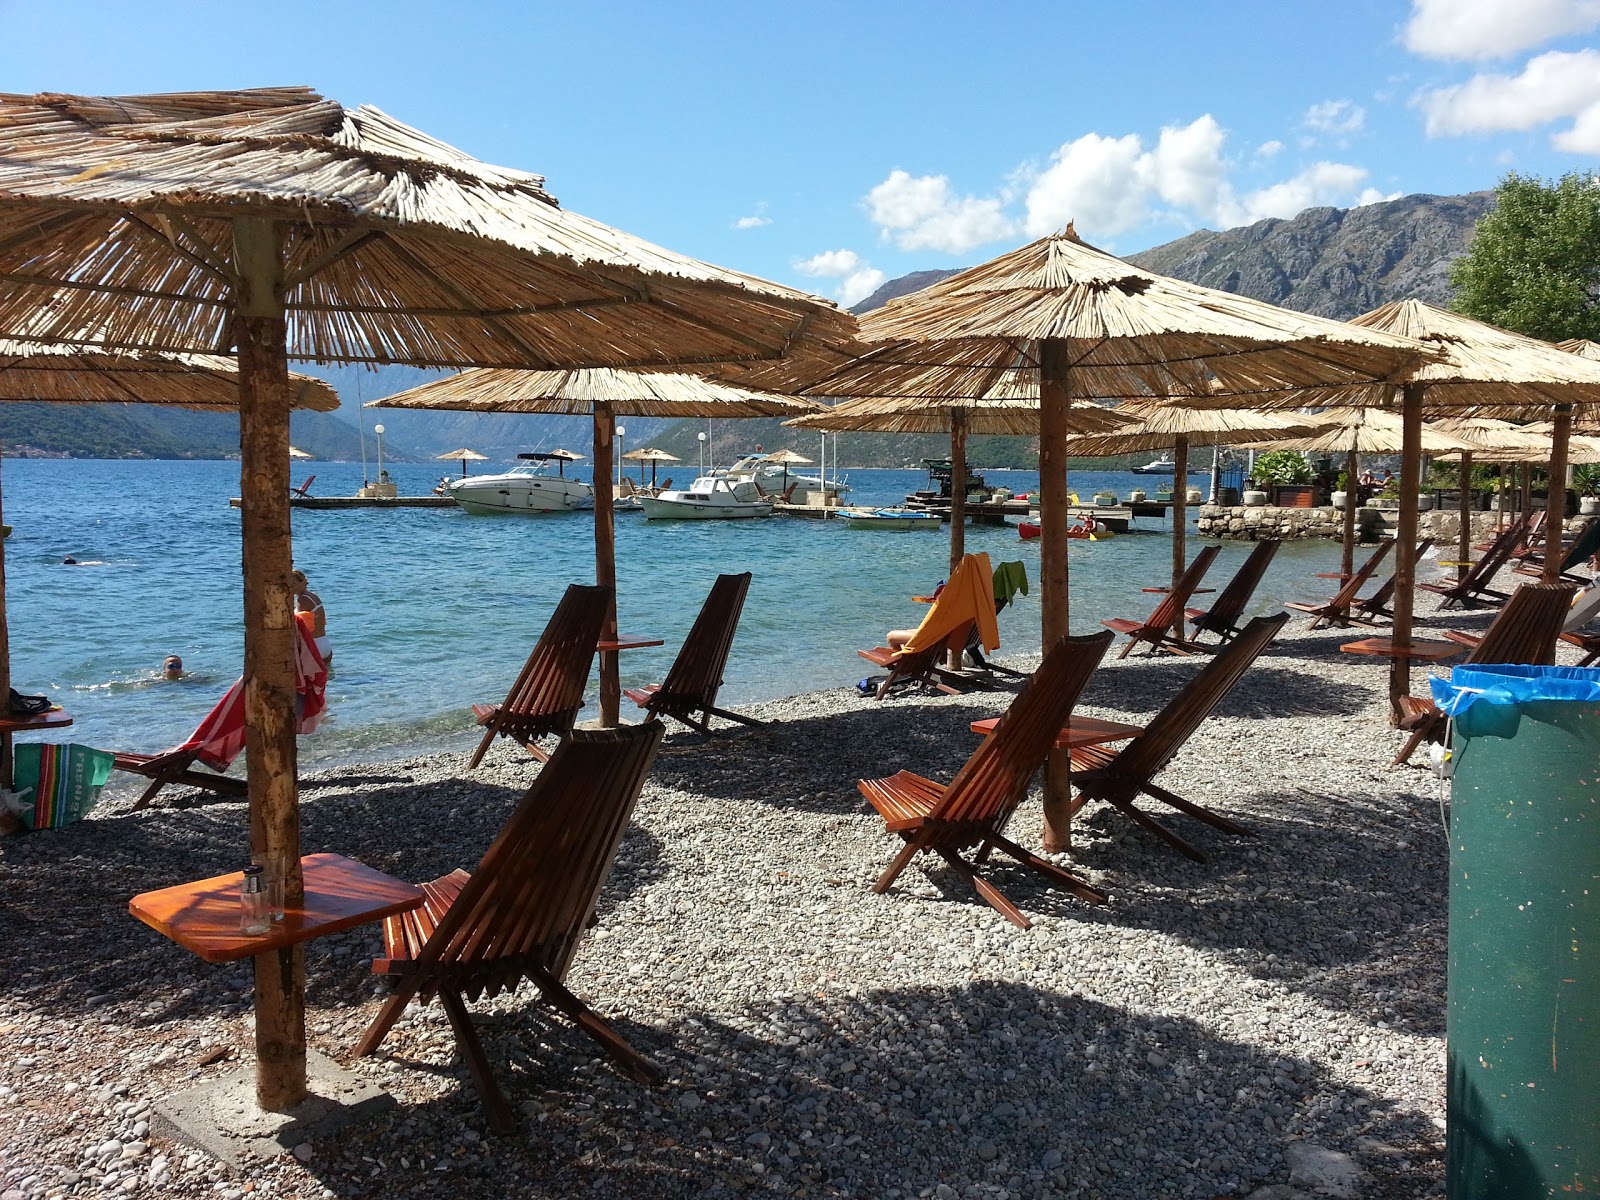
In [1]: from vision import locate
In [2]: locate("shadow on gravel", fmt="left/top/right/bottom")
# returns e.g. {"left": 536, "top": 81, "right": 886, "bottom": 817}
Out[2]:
{"left": 1081, "top": 660, "right": 1378, "bottom": 719}
{"left": 292, "top": 981, "right": 1442, "bottom": 1200}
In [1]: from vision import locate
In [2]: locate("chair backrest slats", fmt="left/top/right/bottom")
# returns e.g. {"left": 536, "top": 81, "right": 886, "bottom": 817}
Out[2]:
{"left": 657, "top": 573, "right": 751, "bottom": 705}
{"left": 1199, "top": 540, "right": 1280, "bottom": 633}
{"left": 498, "top": 584, "right": 608, "bottom": 731}
{"left": 1461, "top": 524, "right": 1523, "bottom": 591}
{"left": 1147, "top": 546, "right": 1220, "bottom": 630}
{"left": 1557, "top": 517, "right": 1600, "bottom": 573}
{"left": 1363, "top": 538, "right": 1432, "bottom": 611}
{"left": 1328, "top": 540, "right": 1393, "bottom": 608}
{"left": 934, "top": 631, "right": 1114, "bottom": 825}
{"left": 1110, "top": 613, "right": 1288, "bottom": 782}
{"left": 1469, "top": 581, "right": 1578, "bottom": 667}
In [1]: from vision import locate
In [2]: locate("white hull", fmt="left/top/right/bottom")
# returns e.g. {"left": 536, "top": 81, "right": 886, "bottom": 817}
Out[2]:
{"left": 639, "top": 475, "right": 774, "bottom": 520}
{"left": 448, "top": 471, "right": 592, "bottom": 514}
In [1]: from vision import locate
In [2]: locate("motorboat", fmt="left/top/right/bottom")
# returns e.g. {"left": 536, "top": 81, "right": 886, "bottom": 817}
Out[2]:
{"left": 1130, "top": 455, "right": 1206, "bottom": 475}
{"left": 845, "top": 508, "right": 942, "bottom": 531}
{"left": 638, "top": 475, "right": 774, "bottom": 520}
{"left": 446, "top": 452, "right": 593, "bottom": 515}
{"left": 717, "top": 454, "right": 849, "bottom": 503}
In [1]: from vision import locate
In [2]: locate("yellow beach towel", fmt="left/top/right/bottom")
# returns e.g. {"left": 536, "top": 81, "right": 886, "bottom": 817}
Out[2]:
{"left": 902, "top": 552, "right": 1000, "bottom": 655}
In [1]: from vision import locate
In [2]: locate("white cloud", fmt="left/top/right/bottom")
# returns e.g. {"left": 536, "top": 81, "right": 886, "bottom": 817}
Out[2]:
{"left": 793, "top": 249, "right": 887, "bottom": 307}
{"left": 733, "top": 214, "right": 770, "bottom": 230}
{"left": 1256, "top": 139, "right": 1285, "bottom": 158}
{"left": 1355, "top": 187, "right": 1404, "bottom": 207}
{"left": 1302, "top": 99, "right": 1366, "bottom": 138}
{"left": 1405, "top": 0, "right": 1600, "bottom": 61}
{"left": 1228, "top": 162, "right": 1375, "bottom": 225}
{"left": 864, "top": 169, "right": 1017, "bottom": 254}
{"left": 1417, "top": 48, "right": 1600, "bottom": 149}
{"left": 1023, "top": 131, "right": 1153, "bottom": 237}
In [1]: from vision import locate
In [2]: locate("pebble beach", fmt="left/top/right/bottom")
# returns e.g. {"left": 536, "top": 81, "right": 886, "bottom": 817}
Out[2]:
{"left": 0, "top": 565, "right": 1589, "bottom": 1200}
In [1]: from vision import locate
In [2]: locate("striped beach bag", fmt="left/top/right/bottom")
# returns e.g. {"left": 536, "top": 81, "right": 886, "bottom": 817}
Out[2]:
{"left": 11, "top": 743, "right": 115, "bottom": 829}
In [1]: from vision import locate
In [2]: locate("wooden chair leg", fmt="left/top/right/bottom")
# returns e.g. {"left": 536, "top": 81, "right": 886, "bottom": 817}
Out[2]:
{"left": 130, "top": 775, "right": 169, "bottom": 810}
{"left": 1140, "top": 783, "right": 1256, "bottom": 838}
{"left": 1116, "top": 638, "right": 1137, "bottom": 660}
{"left": 525, "top": 964, "right": 664, "bottom": 1086}
{"left": 873, "top": 836, "right": 924, "bottom": 894}
{"left": 353, "top": 985, "right": 417, "bottom": 1058}
{"left": 467, "top": 725, "right": 497, "bottom": 770}
{"left": 1391, "top": 726, "right": 1433, "bottom": 767}
{"left": 1110, "top": 798, "right": 1207, "bottom": 861}
{"left": 705, "top": 705, "right": 763, "bottom": 728}
{"left": 933, "top": 846, "right": 1032, "bottom": 930}
{"left": 521, "top": 738, "right": 552, "bottom": 764}
{"left": 436, "top": 989, "right": 517, "bottom": 1134}
{"left": 985, "top": 834, "right": 1108, "bottom": 904}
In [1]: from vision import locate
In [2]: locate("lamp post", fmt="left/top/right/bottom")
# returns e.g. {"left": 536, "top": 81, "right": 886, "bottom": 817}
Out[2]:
{"left": 374, "top": 423, "right": 385, "bottom": 481}
{"left": 616, "top": 424, "right": 626, "bottom": 488}
{"left": 698, "top": 430, "right": 707, "bottom": 474}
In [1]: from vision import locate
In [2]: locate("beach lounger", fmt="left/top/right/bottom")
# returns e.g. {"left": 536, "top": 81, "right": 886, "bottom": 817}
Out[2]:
{"left": 1393, "top": 581, "right": 1578, "bottom": 765}
{"left": 1513, "top": 517, "right": 1600, "bottom": 582}
{"left": 1504, "top": 509, "right": 1545, "bottom": 559}
{"left": 624, "top": 572, "right": 760, "bottom": 734}
{"left": 858, "top": 553, "right": 999, "bottom": 699}
{"left": 113, "top": 613, "right": 327, "bottom": 809}
{"left": 354, "top": 724, "right": 665, "bottom": 1132}
{"left": 1069, "top": 613, "right": 1289, "bottom": 861}
{"left": 1418, "top": 523, "right": 1522, "bottom": 608}
{"left": 1102, "top": 545, "right": 1220, "bottom": 658}
{"left": 1349, "top": 538, "right": 1434, "bottom": 625}
{"left": 857, "top": 630, "right": 1114, "bottom": 929}
{"left": 292, "top": 474, "right": 315, "bottom": 498}
{"left": 1186, "top": 539, "right": 1280, "bottom": 644}
{"left": 468, "top": 583, "right": 607, "bottom": 769}
{"left": 1283, "top": 540, "right": 1392, "bottom": 629}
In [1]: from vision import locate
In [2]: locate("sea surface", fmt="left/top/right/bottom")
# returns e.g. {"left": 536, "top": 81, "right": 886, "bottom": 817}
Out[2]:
{"left": 3, "top": 459, "right": 1357, "bottom": 768}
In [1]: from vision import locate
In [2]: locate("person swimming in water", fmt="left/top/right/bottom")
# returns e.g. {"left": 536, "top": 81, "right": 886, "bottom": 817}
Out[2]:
{"left": 292, "top": 569, "right": 332, "bottom": 665}
{"left": 161, "top": 655, "right": 183, "bottom": 681}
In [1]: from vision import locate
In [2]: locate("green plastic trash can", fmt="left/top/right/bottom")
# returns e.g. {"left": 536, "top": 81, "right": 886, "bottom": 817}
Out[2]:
{"left": 1438, "top": 664, "right": 1600, "bottom": 1198}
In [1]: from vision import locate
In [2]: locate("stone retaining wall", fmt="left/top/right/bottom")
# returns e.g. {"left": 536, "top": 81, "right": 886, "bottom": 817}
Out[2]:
{"left": 1195, "top": 504, "right": 1505, "bottom": 544}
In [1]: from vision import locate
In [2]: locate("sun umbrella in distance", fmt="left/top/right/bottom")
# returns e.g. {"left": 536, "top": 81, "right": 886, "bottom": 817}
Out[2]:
{"left": 372, "top": 367, "right": 820, "bottom": 724}
{"left": 434, "top": 447, "right": 488, "bottom": 477}
{"left": 0, "top": 86, "right": 852, "bottom": 1112}
{"left": 622, "top": 447, "right": 680, "bottom": 488}
{"left": 771, "top": 226, "right": 1433, "bottom": 851}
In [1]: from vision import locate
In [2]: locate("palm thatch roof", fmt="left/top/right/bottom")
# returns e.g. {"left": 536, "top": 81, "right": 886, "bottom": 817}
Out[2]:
{"left": 434, "top": 447, "right": 488, "bottom": 462}
{"left": 743, "top": 227, "right": 1435, "bottom": 402}
{"left": 1058, "top": 404, "right": 1315, "bottom": 457}
{"left": 0, "top": 88, "right": 856, "bottom": 369}
{"left": 1244, "top": 409, "right": 1477, "bottom": 454}
{"left": 621, "top": 447, "right": 680, "bottom": 463}
{"left": 782, "top": 393, "right": 1134, "bottom": 436}
{"left": 1428, "top": 415, "right": 1552, "bottom": 453}
{"left": 0, "top": 338, "right": 337, "bottom": 409}
{"left": 368, "top": 366, "right": 821, "bottom": 417}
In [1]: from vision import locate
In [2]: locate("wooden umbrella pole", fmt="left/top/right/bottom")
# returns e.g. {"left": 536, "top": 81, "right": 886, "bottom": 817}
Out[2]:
{"left": 1388, "top": 382, "right": 1424, "bottom": 725}
{"left": 1170, "top": 436, "right": 1189, "bottom": 589}
{"left": 233, "top": 216, "right": 307, "bottom": 1112}
{"left": 1496, "top": 462, "right": 1507, "bottom": 530}
{"left": 1342, "top": 450, "right": 1358, "bottom": 580}
{"left": 594, "top": 402, "right": 620, "bottom": 726}
{"left": 947, "top": 408, "right": 969, "bottom": 672}
{"left": 1456, "top": 451, "right": 1474, "bottom": 583}
{"left": 1543, "top": 405, "right": 1573, "bottom": 584}
{"left": 1521, "top": 462, "right": 1533, "bottom": 523}
{"left": 0, "top": 456, "right": 10, "bottom": 792}
{"left": 1038, "top": 340, "right": 1074, "bottom": 852}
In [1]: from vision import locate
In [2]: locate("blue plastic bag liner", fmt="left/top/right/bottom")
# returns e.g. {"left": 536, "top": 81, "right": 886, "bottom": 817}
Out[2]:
{"left": 1430, "top": 663, "right": 1600, "bottom": 739}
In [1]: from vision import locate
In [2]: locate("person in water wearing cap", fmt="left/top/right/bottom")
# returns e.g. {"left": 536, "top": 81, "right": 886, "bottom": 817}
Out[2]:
{"left": 161, "top": 655, "right": 184, "bottom": 680}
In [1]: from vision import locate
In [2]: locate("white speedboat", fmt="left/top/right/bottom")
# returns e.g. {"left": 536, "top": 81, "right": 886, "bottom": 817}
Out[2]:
{"left": 638, "top": 475, "right": 774, "bottom": 520}
{"left": 1130, "top": 455, "right": 1206, "bottom": 476}
{"left": 717, "top": 454, "right": 850, "bottom": 503}
{"left": 447, "top": 452, "right": 593, "bottom": 514}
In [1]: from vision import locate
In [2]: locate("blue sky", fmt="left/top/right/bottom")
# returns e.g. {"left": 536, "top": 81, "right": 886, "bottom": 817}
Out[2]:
{"left": 4, "top": 0, "right": 1599, "bottom": 306}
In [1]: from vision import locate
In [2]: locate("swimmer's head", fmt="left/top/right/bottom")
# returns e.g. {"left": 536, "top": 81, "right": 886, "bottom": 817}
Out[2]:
{"left": 162, "top": 655, "right": 183, "bottom": 680}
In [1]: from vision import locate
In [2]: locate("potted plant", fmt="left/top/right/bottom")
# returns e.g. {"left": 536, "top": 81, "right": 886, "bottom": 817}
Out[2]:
{"left": 1331, "top": 471, "right": 1349, "bottom": 510}
{"left": 1252, "top": 450, "right": 1315, "bottom": 507}
{"left": 1576, "top": 464, "right": 1600, "bottom": 515}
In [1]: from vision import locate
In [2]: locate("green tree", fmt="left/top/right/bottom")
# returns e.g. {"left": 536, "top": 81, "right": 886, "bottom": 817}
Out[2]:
{"left": 1451, "top": 170, "right": 1600, "bottom": 341}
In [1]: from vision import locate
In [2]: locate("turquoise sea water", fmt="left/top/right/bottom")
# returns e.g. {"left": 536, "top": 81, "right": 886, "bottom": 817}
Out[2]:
{"left": 3, "top": 459, "right": 1355, "bottom": 767}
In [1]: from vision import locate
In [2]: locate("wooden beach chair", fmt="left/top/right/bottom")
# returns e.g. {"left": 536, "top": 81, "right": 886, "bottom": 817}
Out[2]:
{"left": 1561, "top": 630, "right": 1600, "bottom": 665}
{"left": 354, "top": 725, "right": 666, "bottom": 1132}
{"left": 1349, "top": 538, "right": 1434, "bottom": 625}
{"left": 1186, "top": 539, "right": 1280, "bottom": 644}
{"left": 291, "top": 474, "right": 316, "bottom": 498}
{"left": 1283, "top": 540, "right": 1393, "bottom": 629}
{"left": 468, "top": 583, "right": 607, "bottom": 769}
{"left": 1101, "top": 545, "right": 1220, "bottom": 658}
{"left": 624, "top": 572, "right": 759, "bottom": 734}
{"left": 1503, "top": 509, "right": 1545, "bottom": 559}
{"left": 1069, "top": 613, "right": 1289, "bottom": 862}
{"left": 857, "top": 631, "right": 1115, "bottom": 929}
{"left": 112, "top": 743, "right": 247, "bottom": 809}
{"left": 858, "top": 553, "right": 999, "bottom": 699}
{"left": 1418, "top": 523, "right": 1521, "bottom": 608}
{"left": 1393, "top": 581, "right": 1578, "bottom": 765}
{"left": 1514, "top": 517, "right": 1600, "bottom": 582}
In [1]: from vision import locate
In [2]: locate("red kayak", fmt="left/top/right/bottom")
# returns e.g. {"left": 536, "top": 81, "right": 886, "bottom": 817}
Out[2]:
{"left": 1017, "top": 520, "right": 1111, "bottom": 540}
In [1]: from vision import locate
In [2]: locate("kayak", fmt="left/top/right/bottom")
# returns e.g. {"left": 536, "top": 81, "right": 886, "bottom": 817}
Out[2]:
{"left": 1017, "top": 520, "right": 1113, "bottom": 541}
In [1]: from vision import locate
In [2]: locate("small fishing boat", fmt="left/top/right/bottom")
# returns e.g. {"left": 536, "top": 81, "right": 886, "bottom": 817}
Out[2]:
{"left": 638, "top": 475, "right": 774, "bottom": 520}
{"left": 1130, "top": 454, "right": 1207, "bottom": 475}
{"left": 845, "top": 509, "right": 943, "bottom": 531}
{"left": 1017, "top": 517, "right": 1113, "bottom": 541}
{"left": 446, "top": 451, "right": 593, "bottom": 515}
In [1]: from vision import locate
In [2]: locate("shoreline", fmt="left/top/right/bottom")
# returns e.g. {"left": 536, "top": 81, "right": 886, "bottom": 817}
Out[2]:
{"left": 3, "top": 566, "right": 1589, "bottom": 1199}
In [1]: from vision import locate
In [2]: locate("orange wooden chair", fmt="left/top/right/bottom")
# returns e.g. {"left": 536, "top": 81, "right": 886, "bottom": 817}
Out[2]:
{"left": 1283, "top": 540, "right": 1393, "bottom": 628}
{"left": 858, "top": 630, "right": 1114, "bottom": 929}
{"left": 1186, "top": 539, "right": 1280, "bottom": 644}
{"left": 468, "top": 584, "right": 606, "bottom": 769}
{"left": 1069, "top": 613, "right": 1288, "bottom": 861}
{"left": 355, "top": 724, "right": 666, "bottom": 1132}
{"left": 1418, "top": 522, "right": 1522, "bottom": 608}
{"left": 1102, "top": 545, "right": 1219, "bottom": 657}
{"left": 625, "top": 572, "right": 759, "bottom": 733}
{"left": 858, "top": 553, "right": 999, "bottom": 698}
{"left": 1349, "top": 538, "right": 1434, "bottom": 625}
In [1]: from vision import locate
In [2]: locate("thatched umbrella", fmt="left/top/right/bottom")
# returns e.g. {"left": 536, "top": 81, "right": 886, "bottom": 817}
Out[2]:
{"left": 434, "top": 447, "right": 488, "bottom": 477}
{"left": 760, "top": 448, "right": 813, "bottom": 493}
{"left": 0, "top": 340, "right": 338, "bottom": 792}
{"left": 0, "top": 86, "right": 851, "bottom": 1111}
{"left": 766, "top": 227, "right": 1433, "bottom": 850}
{"left": 371, "top": 367, "right": 820, "bottom": 724}
{"left": 1428, "top": 415, "right": 1551, "bottom": 557}
{"left": 622, "top": 446, "right": 679, "bottom": 488}
{"left": 1059, "top": 404, "right": 1317, "bottom": 587}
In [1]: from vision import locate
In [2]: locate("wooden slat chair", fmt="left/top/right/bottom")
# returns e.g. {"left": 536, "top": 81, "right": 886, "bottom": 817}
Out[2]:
{"left": 858, "top": 624, "right": 976, "bottom": 699}
{"left": 1349, "top": 538, "right": 1434, "bottom": 625}
{"left": 858, "top": 552, "right": 999, "bottom": 698}
{"left": 355, "top": 724, "right": 666, "bottom": 1132}
{"left": 1418, "top": 523, "right": 1522, "bottom": 608}
{"left": 1102, "top": 544, "right": 1220, "bottom": 658}
{"left": 1561, "top": 630, "right": 1600, "bottom": 665}
{"left": 1513, "top": 517, "right": 1600, "bottom": 582}
{"left": 112, "top": 746, "right": 247, "bottom": 809}
{"left": 1504, "top": 509, "right": 1545, "bottom": 559}
{"left": 468, "top": 583, "right": 607, "bottom": 769}
{"left": 1392, "top": 581, "right": 1578, "bottom": 765}
{"left": 624, "top": 572, "right": 759, "bottom": 734}
{"left": 857, "top": 630, "right": 1115, "bottom": 929}
{"left": 1186, "top": 539, "right": 1280, "bottom": 644}
{"left": 1068, "top": 613, "right": 1289, "bottom": 862}
{"left": 1283, "top": 540, "right": 1393, "bottom": 629}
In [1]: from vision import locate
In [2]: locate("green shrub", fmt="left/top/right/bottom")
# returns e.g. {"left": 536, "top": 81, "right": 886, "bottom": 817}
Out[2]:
{"left": 1252, "top": 450, "right": 1312, "bottom": 485}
